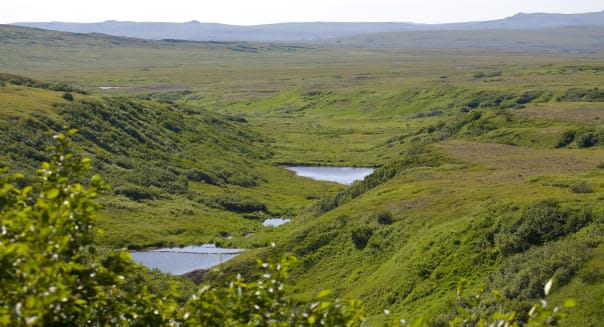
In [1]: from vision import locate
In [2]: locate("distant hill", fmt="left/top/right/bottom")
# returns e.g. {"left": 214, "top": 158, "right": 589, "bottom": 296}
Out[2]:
{"left": 13, "top": 10, "right": 604, "bottom": 42}
{"left": 12, "top": 21, "right": 423, "bottom": 42}
{"left": 437, "top": 10, "right": 604, "bottom": 30}
{"left": 325, "top": 26, "right": 604, "bottom": 53}
{"left": 3, "top": 23, "right": 602, "bottom": 55}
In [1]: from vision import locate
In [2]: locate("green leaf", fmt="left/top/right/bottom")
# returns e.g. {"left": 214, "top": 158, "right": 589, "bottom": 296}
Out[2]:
{"left": 564, "top": 298, "right": 577, "bottom": 308}
{"left": 317, "top": 289, "right": 332, "bottom": 298}
{"left": 46, "top": 188, "right": 60, "bottom": 199}
{"left": 91, "top": 175, "right": 102, "bottom": 183}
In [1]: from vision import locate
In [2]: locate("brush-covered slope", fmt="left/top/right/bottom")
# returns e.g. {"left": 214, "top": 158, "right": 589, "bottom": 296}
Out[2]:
{"left": 0, "top": 74, "right": 342, "bottom": 248}
{"left": 219, "top": 92, "right": 604, "bottom": 325}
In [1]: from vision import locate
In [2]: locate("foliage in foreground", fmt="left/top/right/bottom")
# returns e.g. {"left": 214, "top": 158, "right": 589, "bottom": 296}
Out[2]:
{"left": 0, "top": 132, "right": 575, "bottom": 326}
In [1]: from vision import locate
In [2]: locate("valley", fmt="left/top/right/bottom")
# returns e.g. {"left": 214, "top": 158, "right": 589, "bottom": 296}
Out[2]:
{"left": 1, "top": 23, "right": 604, "bottom": 325}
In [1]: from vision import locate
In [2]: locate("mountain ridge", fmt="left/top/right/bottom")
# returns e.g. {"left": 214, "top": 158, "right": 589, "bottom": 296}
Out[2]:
{"left": 12, "top": 10, "right": 604, "bottom": 42}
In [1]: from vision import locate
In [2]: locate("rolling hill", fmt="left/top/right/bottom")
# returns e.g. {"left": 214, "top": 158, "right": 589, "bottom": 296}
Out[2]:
{"left": 325, "top": 26, "right": 604, "bottom": 53}
{"left": 12, "top": 10, "right": 604, "bottom": 42}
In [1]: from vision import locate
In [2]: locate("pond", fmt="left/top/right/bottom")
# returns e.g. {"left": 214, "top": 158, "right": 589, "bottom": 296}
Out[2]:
{"left": 130, "top": 244, "right": 243, "bottom": 275}
{"left": 263, "top": 218, "right": 291, "bottom": 227}
{"left": 98, "top": 86, "right": 121, "bottom": 90}
{"left": 286, "top": 166, "right": 374, "bottom": 185}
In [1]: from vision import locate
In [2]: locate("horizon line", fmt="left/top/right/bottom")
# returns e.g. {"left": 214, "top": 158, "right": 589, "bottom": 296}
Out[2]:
{"left": 9, "top": 9, "right": 604, "bottom": 27}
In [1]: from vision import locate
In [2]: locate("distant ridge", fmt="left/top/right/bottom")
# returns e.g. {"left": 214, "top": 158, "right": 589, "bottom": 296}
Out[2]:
{"left": 13, "top": 10, "right": 604, "bottom": 42}
{"left": 2, "top": 23, "right": 603, "bottom": 54}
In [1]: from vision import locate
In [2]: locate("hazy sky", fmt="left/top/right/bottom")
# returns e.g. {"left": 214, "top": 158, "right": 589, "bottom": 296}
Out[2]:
{"left": 1, "top": 0, "right": 603, "bottom": 25}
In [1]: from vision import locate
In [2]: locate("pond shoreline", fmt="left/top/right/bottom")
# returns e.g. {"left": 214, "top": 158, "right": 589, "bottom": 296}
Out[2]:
{"left": 285, "top": 166, "right": 374, "bottom": 185}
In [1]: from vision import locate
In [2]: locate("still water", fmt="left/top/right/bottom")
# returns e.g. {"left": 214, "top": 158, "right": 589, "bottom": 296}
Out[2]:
{"left": 130, "top": 244, "right": 243, "bottom": 275}
{"left": 286, "top": 166, "right": 374, "bottom": 185}
{"left": 263, "top": 218, "right": 291, "bottom": 227}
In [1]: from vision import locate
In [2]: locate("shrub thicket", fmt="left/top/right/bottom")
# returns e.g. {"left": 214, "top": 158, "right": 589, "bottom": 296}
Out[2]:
{"left": 494, "top": 200, "right": 593, "bottom": 256}
{"left": 0, "top": 131, "right": 365, "bottom": 326}
{"left": 0, "top": 132, "right": 577, "bottom": 326}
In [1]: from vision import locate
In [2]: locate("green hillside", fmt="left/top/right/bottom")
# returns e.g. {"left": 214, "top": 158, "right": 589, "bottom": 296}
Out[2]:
{"left": 0, "top": 74, "right": 343, "bottom": 248}
{"left": 1, "top": 25, "right": 604, "bottom": 325}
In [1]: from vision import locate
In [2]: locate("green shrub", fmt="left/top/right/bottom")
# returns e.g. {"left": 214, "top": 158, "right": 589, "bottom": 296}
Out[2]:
{"left": 556, "top": 130, "right": 576, "bottom": 148}
{"left": 202, "top": 194, "right": 268, "bottom": 213}
{"left": 351, "top": 226, "right": 374, "bottom": 249}
{"left": 487, "top": 240, "right": 588, "bottom": 321}
{"left": 569, "top": 182, "right": 594, "bottom": 194}
{"left": 464, "top": 111, "right": 482, "bottom": 122}
{"left": 62, "top": 92, "right": 74, "bottom": 101}
{"left": 377, "top": 210, "right": 393, "bottom": 225}
{"left": 0, "top": 73, "right": 87, "bottom": 94}
{"left": 579, "top": 267, "right": 603, "bottom": 284}
{"left": 185, "top": 168, "right": 220, "bottom": 185}
{"left": 292, "top": 229, "right": 338, "bottom": 258}
{"left": 450, "top": 278, "right": 577, "bottom": 327}
{"left": 576, "top": 132, "right": 598, "bottom": 148}
{"left": 558, "top": 87, "right": 604, "bottom": 102}
{"left": 494, "top": 200, "right": 593, "bottom": 256}
{"left": 115, "top": 186, "right": 157, "bottom": 200}
{"left": 0, "top": 130, "right": 174, "bottom": 325}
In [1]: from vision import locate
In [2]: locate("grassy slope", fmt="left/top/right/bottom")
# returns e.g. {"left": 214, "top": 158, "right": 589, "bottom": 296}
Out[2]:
{"left": 1, "top": 25, "right": 604, "bottom": 324}
{"left": 0, "top": 81, "right": 343, "bottom": 248}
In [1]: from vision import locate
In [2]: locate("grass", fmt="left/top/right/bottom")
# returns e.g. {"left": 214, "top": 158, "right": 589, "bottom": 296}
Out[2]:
{"left": 1, "top": 25, "right": 604, "bottom": 324}
{"left": 0, "top": 79, "right": 344, "bottom": 249}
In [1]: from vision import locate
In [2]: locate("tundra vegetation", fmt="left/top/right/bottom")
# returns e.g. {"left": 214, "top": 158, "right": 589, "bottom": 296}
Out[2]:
{"left": 0, "top": 25, "right": 603, "bottom": 325}
{"left": 0, "top": 131, "right": 578, "bottom": 326}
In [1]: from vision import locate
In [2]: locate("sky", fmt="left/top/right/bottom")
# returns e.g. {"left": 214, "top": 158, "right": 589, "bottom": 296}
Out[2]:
{"left": 1, "top": 0, "right": 603, "bottom": 25}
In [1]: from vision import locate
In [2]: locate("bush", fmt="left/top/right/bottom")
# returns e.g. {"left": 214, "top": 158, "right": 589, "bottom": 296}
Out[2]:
{"left": 115, "top": 186, "right": 157, "bottom": 200}
{"left": 569, "top": 182, "right": 594, "bottom": 194}
{"left": 351, "top": 226, "right": 374, "bottom": 249}
{"left": 62, "top": 92, "right": 74, "bottom": 101}
{"left": 558, "top": 87, "right": 604, "bottom": 102}
{"left": 487, "top": 240, "right": 588, "bottom": 321}
{"left": 557, "top": 129, "right": 603, "bottom": 148}
{"left": 377, "top": 210, "right": 393, "bottom": 225}
{"left": 556, "top": 130, "right": 576, "bottom": 148}
{"left": 0, "top": 130, "right": 173, "bottom": 325}
{"left": 185, "top": 168, "right": 220, "bottom": 185}
{"left": 204, "top": 194, "right": 268, "bottom": 213}
{"left": 495, "top": 200, "right": 593, "bottom": 256}
{"left": 579, "top": 267, "right": 603, "bottom": 284}
{"left": 576, "top": 132, "right": 598, "bottom": 148}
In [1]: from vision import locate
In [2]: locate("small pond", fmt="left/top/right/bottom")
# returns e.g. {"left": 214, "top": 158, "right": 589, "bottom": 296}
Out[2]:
{"left": 286, "top": 166, "right": 374, "bottom": 185}
{"left": 130, "top": 244, "right": 243, "bottom": 275}
{"left": 98, "top": 86, "right": 121, "bottom": 90}
{"left": 263, "top": 218, "right": 291, "bottom": 227}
